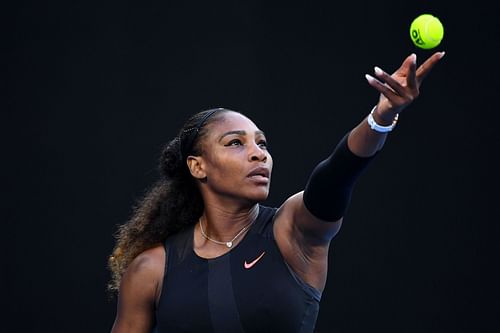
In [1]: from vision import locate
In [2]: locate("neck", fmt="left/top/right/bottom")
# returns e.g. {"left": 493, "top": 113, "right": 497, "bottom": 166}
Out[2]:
{"left": 200, "top": 202, "right": 260, "bottom": 240}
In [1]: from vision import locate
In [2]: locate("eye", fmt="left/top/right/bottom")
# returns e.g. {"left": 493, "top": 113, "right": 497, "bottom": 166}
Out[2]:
{"left": 258, "top": 140, "right": 268, "bottom": 149}
{"left": 226, "top": 139, "right": 242, "bottom": 146}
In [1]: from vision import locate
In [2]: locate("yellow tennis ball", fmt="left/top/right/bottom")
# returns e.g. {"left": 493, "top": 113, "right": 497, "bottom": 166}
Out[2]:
{"left": 410, "top": 14, "right": 444, "bottom": 49}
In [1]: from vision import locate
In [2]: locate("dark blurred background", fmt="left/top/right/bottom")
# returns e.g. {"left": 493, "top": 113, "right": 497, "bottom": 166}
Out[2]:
{"left": 3, "top": 0, "right": 499, "bottom": 332}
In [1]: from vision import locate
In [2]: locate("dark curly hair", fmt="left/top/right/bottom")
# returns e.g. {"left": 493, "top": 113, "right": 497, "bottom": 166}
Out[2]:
{"left": 107, "top": 108, "right": 232, "bottom": 293}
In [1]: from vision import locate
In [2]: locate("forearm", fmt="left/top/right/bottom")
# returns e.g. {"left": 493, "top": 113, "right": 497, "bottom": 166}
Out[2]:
{"left": 303, "top": 131, "right": 377, "bottom": 221}
{"left": 303, "top": 106, "right": 400, "bottom": 221}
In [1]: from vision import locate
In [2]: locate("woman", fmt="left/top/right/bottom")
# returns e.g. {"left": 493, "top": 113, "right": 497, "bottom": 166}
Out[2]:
{"left": 109, "top": 52, "right": 445, "bottom": 332}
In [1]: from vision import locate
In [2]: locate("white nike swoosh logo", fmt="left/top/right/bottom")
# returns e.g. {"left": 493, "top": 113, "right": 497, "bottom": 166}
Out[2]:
{"left": 244, "top": 251, "right": 266, "bottom": 269}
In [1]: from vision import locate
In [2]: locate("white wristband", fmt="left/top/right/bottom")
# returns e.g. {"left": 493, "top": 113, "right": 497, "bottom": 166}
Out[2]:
{"left": 367, "top": 106, "right": 399, "bottom": 133}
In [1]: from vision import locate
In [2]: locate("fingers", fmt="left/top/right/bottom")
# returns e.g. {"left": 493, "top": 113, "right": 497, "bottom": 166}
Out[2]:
{"left": 390, "top": 53, "right": 418, "bottom": 91}
{"left": 365, "top": 74, "right": 399, "bottom": 101}
{"left": 406, "top": 54, "right": 418, "bottom": 91}
{"left": 395, "top": 53, "right": 417, "bottom": 76}
{"left": 373, "top": 66, "right": 408, "bottom": 97}
{"left": 416, "top": 51, "right": 446, "bottom": 83}
{"left": 365, "top": 52, "right": 445, "bottom": 114}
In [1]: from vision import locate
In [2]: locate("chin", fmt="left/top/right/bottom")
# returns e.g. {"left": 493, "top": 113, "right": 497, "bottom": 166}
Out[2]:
{"left": 247, "top": 188, "right": 270, "bottom": 202}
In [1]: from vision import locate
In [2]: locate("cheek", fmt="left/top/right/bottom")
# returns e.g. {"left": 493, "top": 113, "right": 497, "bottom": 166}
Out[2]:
{"left": 266, "top": 153, "right": 274, "bottom": 173}
{"left": 209, "top": 153, "right": 245, "bottom": 179}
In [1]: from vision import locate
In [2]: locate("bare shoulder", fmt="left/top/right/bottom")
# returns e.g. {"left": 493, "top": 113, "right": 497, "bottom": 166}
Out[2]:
{"left": 120, "top": 243, "right": 166, "bottom": 300}
{"left": 129, "top": 244, "right": 165, "bottom": 273}
{"left": 126, "top": 244, "right": 165, "bottom": 278}
{"left": 112, "top": 244, "right": 166, "bottom": 333}
{"left": 118, "top": 244, "right": 166, "bottom": 310}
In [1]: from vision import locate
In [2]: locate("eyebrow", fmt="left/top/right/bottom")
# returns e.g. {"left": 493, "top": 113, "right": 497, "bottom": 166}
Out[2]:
{"left": 218, "top": 130, "right": 266, "bottom": 142}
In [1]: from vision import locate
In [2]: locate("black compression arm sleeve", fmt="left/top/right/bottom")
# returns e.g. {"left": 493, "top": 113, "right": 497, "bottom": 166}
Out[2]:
{"left": 303, "top": 131, "right": 377, "bottom": 221}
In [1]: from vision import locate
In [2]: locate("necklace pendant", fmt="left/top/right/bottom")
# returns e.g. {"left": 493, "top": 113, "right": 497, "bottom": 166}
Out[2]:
{"left": 226, "top": 241, "right": 233, "bottom": 248}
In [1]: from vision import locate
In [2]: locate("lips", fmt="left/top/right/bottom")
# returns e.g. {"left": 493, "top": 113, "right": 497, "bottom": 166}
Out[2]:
{"left": 247, "top": 167, "right": 270, "bottom": 179}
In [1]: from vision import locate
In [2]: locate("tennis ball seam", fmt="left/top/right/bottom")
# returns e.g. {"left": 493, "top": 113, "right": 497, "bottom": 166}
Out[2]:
{"left": 410, "top": 14, "right": 444, "bottom": 49}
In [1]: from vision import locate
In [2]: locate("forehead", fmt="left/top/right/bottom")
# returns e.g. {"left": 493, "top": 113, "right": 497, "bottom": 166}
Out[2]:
{"left": 209, "top": 111, "right": 261, "bottom": 135}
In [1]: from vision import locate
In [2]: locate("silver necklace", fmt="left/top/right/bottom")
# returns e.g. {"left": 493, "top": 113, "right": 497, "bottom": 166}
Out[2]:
{"left": 199, "top": 218, "right": 254, "bottom": 248}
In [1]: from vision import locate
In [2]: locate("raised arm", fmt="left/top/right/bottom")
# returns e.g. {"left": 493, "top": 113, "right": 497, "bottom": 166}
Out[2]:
{"left": 274, "top": 52, "right": 445, "bottom": 291}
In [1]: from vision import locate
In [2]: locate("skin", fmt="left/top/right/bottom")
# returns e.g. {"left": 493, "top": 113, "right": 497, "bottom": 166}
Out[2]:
{"left": 111, "top": 51, "right": 445, "bottom": 332}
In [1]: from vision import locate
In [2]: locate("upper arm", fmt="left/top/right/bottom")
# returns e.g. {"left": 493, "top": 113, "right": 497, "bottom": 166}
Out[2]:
{"left": 111, "top": 245, "right": 165, "bottom": 333}
{"left": 276, "top": 191, "right": 342, "bottom": 246}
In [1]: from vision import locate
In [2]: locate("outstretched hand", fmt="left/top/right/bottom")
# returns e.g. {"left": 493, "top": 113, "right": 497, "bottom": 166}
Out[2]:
{"left": 365, "top": 51, "right": 445, "bottom": 122}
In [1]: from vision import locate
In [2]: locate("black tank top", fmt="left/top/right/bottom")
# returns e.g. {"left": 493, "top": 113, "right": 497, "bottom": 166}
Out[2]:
{"left": 154, "top": 205, "right": 321, "bottom": 333}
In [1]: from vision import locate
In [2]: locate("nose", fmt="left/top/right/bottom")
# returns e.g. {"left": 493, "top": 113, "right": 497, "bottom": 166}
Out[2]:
{"left": 249, "top": 142, "right": 267, "bottom": 162}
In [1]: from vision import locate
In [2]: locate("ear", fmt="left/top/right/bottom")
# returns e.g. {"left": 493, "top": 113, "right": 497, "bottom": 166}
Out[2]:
{"left": 186, "top": 156, "right": 207, "bottom": 180}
